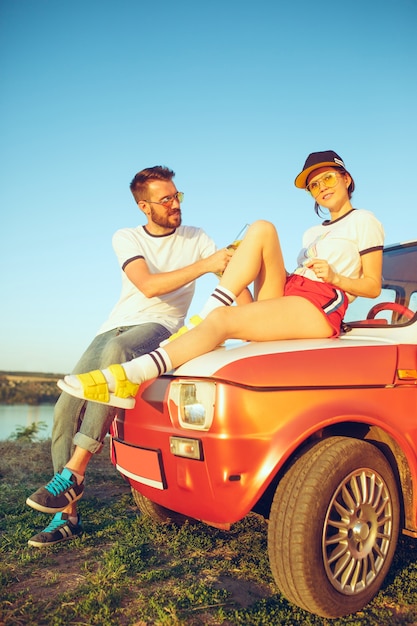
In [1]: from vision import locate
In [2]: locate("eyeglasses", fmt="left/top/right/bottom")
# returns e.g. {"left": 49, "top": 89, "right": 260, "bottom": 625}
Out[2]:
{"left": 144, "top": 191, "right": 184, "bottom": 207}
{"left": 306, "top": 171, "right": 340, "bottom": 197}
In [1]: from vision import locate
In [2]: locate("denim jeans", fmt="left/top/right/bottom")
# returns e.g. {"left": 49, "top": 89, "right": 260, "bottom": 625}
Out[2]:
{"left": 51, "top": 323, "right": 171, "bottom": 472}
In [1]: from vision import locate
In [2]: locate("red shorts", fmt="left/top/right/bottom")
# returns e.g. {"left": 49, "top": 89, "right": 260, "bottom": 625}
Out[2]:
{"left": 284, "top": 274, "right": 348, "bottom": 337}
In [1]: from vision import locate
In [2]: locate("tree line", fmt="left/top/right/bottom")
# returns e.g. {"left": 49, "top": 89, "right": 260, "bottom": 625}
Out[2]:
{"left": 0, "top": 374, "right": 62, "bottom": 405}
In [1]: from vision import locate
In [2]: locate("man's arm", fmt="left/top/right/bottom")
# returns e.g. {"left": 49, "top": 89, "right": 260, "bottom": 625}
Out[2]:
{"left": 124, "top": 249, "right": 234, "bottom": 298}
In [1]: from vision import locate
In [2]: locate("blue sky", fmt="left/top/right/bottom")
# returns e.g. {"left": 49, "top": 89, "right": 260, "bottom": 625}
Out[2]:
{"left": 1, "top": 0, "right": 416, "bottom": 373}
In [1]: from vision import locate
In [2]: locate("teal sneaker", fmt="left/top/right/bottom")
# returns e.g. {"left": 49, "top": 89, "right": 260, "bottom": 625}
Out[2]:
{"left": 28, "top": 512, "right": 83, "bottom": 547}
{"left": 26, "top": 467, "right": 84, "bottom": 513}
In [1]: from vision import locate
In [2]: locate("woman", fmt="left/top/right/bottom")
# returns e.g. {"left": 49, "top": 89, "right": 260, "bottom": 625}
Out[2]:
{"left": 58, "top": 150, "right": 385, "bottom": 408}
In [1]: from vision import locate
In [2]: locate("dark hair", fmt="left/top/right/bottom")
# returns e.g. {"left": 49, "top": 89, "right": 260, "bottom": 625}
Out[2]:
{"left": 130, "top": 166, "right": 175, "bottom": 203}
{"left": 312, "top": 167, "right": 355, "bottom": 216}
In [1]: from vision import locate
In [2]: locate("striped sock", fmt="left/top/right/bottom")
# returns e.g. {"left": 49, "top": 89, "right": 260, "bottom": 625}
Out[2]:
{"left": 199, "top": 286, "right": 236, "bottom": 318}
{"left": 121, "top": 348, "right": 173, "bottom": 385}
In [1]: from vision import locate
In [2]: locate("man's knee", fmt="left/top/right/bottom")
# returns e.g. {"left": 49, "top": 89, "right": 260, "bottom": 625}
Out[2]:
{"left": 99, "top": 336, "right": 129, "bottom": 365}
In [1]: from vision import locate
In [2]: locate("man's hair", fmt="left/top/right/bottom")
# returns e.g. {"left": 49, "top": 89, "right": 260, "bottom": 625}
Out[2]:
{"left": 130, "top": 166, "right": 175, "bottom": 203}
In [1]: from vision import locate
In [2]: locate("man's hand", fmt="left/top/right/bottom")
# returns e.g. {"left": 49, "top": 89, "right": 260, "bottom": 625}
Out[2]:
{"left": 125, "top": 247, "right": 236, "bottom": 297}
{"left": 205, "top": 248, "right": 235, "bottom": 276}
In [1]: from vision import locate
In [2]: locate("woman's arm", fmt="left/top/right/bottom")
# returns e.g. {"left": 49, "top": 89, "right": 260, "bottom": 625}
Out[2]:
{"left": 306, "top": 249, "right": 383, "bottom": 299}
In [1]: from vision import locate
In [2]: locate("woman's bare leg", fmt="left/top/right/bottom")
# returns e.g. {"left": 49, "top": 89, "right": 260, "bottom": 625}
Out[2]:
{"left": 60, "top": 221, "right": 331, "bottom": 399}
{"left": 162, "top": 296, "right": 333, "bottom": 371}
{"left": 216, "top": 220, "right": 287, "bottom": 301}
{"left": 167, "top": 220, "right": 288, "bottom": 337}
{"left": 60, "top": 295, "right": 333, "bottom": 404}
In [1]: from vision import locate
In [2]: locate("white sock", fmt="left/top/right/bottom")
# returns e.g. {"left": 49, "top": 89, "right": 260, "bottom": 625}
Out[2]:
{"left": 199, "top": 286, "right": 236, "bottom": 318}
{"left": 103, "top": 348, "right": 173, "bottom": 389}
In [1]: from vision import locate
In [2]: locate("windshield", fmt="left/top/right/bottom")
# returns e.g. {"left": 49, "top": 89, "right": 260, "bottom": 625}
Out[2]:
{"left": 344, "top": 242, "right": 417, "bottom": 326}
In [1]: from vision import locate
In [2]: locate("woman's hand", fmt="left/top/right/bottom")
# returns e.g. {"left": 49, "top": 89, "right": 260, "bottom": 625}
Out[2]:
{"left": 304, "top": 258, "right": 336, "bottom": 284}
{"left": 305, "top": 250, "right": 383, "bottom": 299}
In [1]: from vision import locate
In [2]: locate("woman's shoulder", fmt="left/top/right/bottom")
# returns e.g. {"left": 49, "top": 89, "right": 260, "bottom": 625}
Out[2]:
{"left": 349, "top": 208, "right": 383, "bottom": 227}
{"left": 351, "top": 208, "right": 380, "bottom": 220}
{"left": 351, "top": 209, "right": 385, "bottom": 245}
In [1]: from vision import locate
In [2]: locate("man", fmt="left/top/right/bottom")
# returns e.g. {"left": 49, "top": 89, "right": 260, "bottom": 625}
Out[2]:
{"left": 26, "top": 165, "right": 234, "bottom": 547}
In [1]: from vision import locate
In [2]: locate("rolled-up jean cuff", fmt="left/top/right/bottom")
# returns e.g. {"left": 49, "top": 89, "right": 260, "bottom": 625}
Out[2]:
{"left": 73, "top": 431, "right": 105, "bottom": 454}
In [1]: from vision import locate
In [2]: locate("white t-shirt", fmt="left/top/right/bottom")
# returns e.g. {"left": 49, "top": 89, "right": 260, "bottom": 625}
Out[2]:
{"left": 98, "top": 225, "right": 216, "bottom": 335}
{"left": 294, "top": 209, "right": 385, "bottom": 301}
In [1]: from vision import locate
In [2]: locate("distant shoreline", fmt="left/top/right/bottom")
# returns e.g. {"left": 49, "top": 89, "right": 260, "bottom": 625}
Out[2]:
{"left": 0, "top": 371, "right": 64, "bottom": 379}
{"left": 0, "top": 372, "right": 63, "bottom": 405}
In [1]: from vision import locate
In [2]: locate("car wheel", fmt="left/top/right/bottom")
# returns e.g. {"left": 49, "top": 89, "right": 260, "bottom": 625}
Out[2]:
{"left": 131, "top": 487, "right": 190, "bottom": 526}
{"left": 268, "top": 436, "right": 400, "bottom": 618}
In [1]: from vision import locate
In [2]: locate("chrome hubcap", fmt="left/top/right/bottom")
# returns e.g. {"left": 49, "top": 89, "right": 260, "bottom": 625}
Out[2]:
{"left": 323, "top": 468, "right": 393, "bottom": 594}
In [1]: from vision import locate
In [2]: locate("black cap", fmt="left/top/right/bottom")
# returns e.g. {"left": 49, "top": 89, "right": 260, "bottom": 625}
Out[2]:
{"left": 295, "top": 150, "right": 348, "bottom": 188}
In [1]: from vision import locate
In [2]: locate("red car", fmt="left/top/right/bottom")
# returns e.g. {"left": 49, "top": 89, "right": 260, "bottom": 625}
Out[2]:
{"left": 110, "top": 239, "right": 417, "bottom": 618}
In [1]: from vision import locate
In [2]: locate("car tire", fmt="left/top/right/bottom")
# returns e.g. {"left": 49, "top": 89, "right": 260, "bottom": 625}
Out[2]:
{"left": 268, "top": 436, "right": 400, "bottom": 618}
{"left": 131, "top": 487, "right": 191, "bottom": 526}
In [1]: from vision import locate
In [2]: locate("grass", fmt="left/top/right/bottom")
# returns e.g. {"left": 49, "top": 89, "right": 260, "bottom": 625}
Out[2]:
{"left": 1, "top": 439, "right": 417, "bottom": 625}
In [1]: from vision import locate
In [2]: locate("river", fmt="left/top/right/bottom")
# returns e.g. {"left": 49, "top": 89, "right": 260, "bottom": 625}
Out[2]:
{"left": 0, "top": 404, "right": 54, "bottom": 441}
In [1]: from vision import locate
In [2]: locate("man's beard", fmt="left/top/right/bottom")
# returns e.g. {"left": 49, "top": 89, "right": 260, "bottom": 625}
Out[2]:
{"left": 150, "top": 207, "right": 182, "bottom": 229}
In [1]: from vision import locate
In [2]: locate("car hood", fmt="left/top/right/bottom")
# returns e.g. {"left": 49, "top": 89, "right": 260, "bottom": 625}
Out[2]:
{"left": 171, "top": 333, "right": 403, "bottom": 388}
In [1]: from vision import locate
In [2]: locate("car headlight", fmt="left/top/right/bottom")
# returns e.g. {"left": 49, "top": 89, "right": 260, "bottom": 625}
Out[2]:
{"left": 168, "top": 380, "right": 216, "bottom": 430}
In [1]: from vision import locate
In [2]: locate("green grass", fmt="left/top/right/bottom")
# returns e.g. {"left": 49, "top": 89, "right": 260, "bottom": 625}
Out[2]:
{"left": 1, "top": 439, "right": 417, "bottom": 625}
